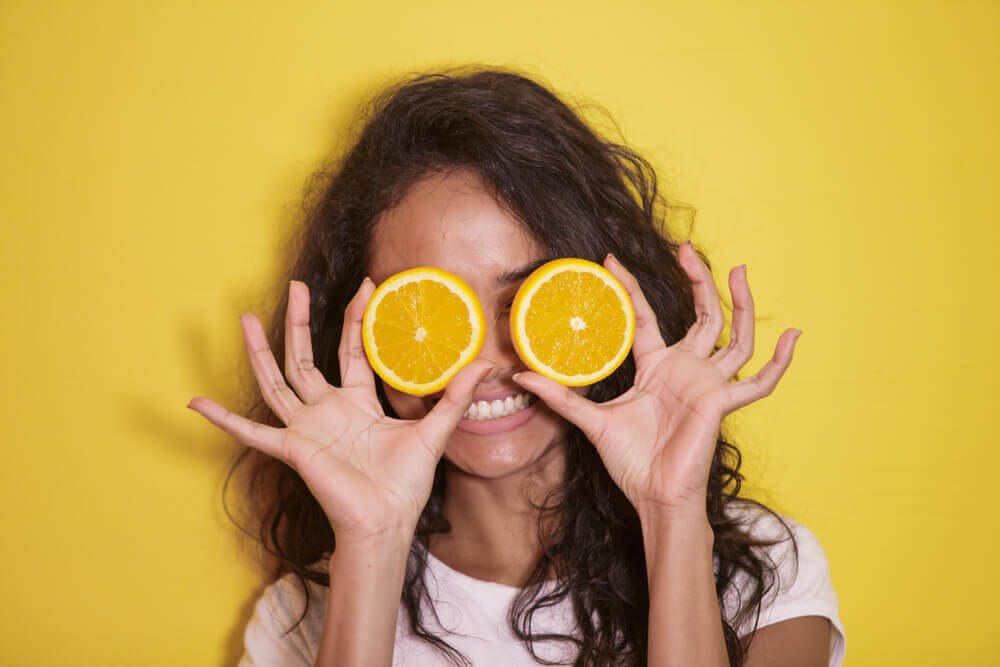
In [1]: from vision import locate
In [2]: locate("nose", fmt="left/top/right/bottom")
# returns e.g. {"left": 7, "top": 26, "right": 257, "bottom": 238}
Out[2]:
{"left": 474, "top": 310, "right": 523, "bottom": 378}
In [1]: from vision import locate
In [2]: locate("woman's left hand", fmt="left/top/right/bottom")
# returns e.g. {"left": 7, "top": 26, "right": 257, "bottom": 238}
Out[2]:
{"left": 512, "top": 241, "right": 802, "bottom": 520}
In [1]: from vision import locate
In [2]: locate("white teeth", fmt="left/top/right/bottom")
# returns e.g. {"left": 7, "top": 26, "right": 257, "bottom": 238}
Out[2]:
{"left": 462, "top": 392, "right": 534, "bottom": 420}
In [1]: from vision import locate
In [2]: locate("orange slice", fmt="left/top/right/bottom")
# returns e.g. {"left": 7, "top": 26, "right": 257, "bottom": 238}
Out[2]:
{"left": 362, "top": 267, "right": 485, "bottom": 396}
{"left": 510, "top": 258, "right": 635, "bottom": 386}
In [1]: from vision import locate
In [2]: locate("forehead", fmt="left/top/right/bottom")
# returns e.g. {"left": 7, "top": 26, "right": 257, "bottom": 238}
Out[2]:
{"left": 368, "top": 170, "right": 543, "bottom": 289}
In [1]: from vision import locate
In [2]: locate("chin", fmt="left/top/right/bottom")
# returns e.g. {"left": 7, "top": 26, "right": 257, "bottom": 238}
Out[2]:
{"left": 441, "top": 408, "right": 570, "bottom": 480}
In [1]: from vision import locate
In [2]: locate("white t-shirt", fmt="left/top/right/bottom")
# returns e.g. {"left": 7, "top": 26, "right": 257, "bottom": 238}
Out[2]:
{"left": 238, "top": 502, "right": 846, "bottom": 665}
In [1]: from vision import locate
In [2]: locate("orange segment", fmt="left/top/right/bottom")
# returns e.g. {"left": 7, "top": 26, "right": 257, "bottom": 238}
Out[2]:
{"left": 362, "top": 268, "right": 485, "bottom": 396}
{"left": 510, "top": 258, "right": 635, "bottom": 386}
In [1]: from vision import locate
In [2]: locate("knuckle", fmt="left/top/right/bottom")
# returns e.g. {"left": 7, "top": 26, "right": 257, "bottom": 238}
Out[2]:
{"left": 348, "top": 289, "right": 368, "bottom": 316}
{"left": 733, "top": 341, "right": 753, "bottom": 362}
{"left": 247, "top": 340, "right": 270, "bottom": 358}
{"left": 561, "top": 388, "right": 576, "bottom": 410}
{"left": 266, "top": 376, "right": 287, "bottom": 396}
{"left": 750, "top": 374, "right": 771, "bottom": 394}
{"left": 592, "top": 419, "right": 610, "bottom": 444}
{"left": 344, "top": 299, "right": 360, "bottom": 323}
{"left": 337, "top": 338, "right": 360, "bottom": 366}
{"left": 414, "top": 429, "right": 439, "bottom": 459}
{"left": 217, "top": 405, "right": 235, "bottom": 427}
{"left": 435, "top": 393, "right": 456, "bottom": 412}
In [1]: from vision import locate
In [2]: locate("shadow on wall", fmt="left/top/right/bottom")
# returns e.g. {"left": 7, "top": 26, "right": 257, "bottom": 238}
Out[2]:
{"left": 191, "top": 72, "right": 390, "bottom": 666}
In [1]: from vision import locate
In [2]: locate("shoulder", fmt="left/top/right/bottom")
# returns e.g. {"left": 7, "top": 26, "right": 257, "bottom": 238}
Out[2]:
{"left": 719, "top": 500, "right": 847, "bottom": 665}
{"left": 238, "top": 560, "right": 331, "bottom": 667}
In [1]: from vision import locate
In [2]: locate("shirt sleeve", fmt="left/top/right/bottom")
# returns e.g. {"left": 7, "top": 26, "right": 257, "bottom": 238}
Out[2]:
{"left": 751, "top": 515, "right": 847, "bottom": 667}
{"left": 238, "top": 578, "right": 315, "bottom": 667}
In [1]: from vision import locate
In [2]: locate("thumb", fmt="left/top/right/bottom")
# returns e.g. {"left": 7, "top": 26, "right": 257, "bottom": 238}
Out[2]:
{"left": 417, "top": 360, "right": 496, "bottom": 453}
{"left": 511, "top": 371, "right": 605, "bottom": 443}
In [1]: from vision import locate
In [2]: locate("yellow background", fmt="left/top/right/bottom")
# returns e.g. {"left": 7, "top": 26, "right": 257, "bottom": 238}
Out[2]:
{"left": 2, "top": 1, "right": 996, "bottom": 664}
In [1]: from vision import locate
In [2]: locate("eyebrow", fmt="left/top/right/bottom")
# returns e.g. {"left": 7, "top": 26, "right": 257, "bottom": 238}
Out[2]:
{"left": 493, "top": 257, "right": 551, "bottom": 289}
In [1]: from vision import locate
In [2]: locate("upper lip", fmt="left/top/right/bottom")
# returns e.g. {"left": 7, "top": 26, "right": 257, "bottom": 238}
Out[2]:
{"left": 470, "top": 389, "right": 530, "bottom": 403}
{"left": 427, "top": 388, "right": 531, "bottom": 403}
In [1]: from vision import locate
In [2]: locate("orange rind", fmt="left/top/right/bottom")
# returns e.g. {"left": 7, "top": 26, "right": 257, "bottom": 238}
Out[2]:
{"left": 510, "top": 258, "right": 635, "bottom": 386}
{"left": 362, "top": 267, "right": 485, "bottom": 396}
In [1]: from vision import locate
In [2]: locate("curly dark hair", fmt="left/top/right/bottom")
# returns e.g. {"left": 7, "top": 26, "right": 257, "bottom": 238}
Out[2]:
{"left": 223, "top": 64, "right": 798, "bottom": 666}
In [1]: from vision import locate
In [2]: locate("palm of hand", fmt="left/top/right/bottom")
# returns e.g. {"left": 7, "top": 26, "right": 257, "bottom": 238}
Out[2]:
{"left": 592, "top": 348, "right": 728, "bottom": 511}
{"left": 277, "top": 393, "right": 415, "bottom": 535}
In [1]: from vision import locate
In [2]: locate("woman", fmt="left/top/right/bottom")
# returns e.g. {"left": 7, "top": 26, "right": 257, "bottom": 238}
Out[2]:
{"left": 188, "top": 66, "right": 845, "bottom": 666}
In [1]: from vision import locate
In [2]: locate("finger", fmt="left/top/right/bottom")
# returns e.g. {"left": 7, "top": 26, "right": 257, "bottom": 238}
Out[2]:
{"left": 675, "top": 240, "right": 725, "bottom": 357}
{"left": 241, "top": 312, "right": 304, "bottom": 425}
{"left": 285, "top": 280, "right": 334, "bottom": 404}
{"left": 725, "top": 329, "right": 802, "bottom": 412}
{"left": 187, "top": 397, "right": 288, "bottom": 462}
{"left": 603, "top": 253, "right": 665, "bottom": 364}
{"left": 511, "top": 371, "right": 605, "bottom": 444}
{"left": 711, "top": 264, "right": 755, "bottom": 379}
{"left": 416, "top": 360, "right": 496, "bottom": 456}
{"left": 337, "top": 277, "right": 378, "bottom": 395}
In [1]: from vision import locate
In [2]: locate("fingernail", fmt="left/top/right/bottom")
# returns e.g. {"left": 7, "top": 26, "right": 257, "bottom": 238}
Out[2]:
{"left": 794, "top": 329, "right": 803, "bottom": 339}
{"left": 362, "top": 276, "right": 373, "bottom": 288}
{"left": 739, "top": 264, "right": 747, "bottom": 274}
{"left": 512, "top": 372, "right": 521, "bottom": 382}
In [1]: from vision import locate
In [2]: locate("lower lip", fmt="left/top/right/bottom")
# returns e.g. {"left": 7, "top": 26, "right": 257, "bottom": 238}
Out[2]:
{"left": 456, "top": 402, "right": 538, "bottom": 434}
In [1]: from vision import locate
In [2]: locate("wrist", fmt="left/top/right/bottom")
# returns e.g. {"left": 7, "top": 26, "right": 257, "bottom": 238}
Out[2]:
{"left": 328, "top": 528, "right": 413, "bottom": 584}
{"left": 637, "top": 501, "right": 713, "bottom": 549}
{"left": 334, "top": 524, "right": 416, "bottom": 554}
{"left": 636, "top": 497, "right": 709, "bottom": 527}
{"left": 333, "top": 518, "right": 417, "bottom": 551}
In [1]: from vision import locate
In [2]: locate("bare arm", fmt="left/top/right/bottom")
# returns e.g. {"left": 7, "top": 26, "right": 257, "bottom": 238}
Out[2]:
{"left": 641, "top": 505, "right": 832, "bottom": 667}
{"left": 741, "top": 616, "right": 831, "bottom": 667}
{"left": 640, "top": 508, "right": 729, "bottom": 667}
{"left": 315, "top": 528, "right": 413, "bottom": 667}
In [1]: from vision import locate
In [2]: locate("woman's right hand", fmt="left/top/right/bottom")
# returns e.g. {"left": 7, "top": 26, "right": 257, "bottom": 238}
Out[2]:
{"left": 187, "top": 278, "right": 493, "bottom": 547}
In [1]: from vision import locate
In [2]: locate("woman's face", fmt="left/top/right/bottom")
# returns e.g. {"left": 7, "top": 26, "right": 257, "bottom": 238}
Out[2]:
{"left": 367, "top": 169, "right": 586, "bottom": 479}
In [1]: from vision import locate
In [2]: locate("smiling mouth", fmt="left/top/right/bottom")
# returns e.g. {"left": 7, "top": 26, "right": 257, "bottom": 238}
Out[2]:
{"left": 430, "top": 391, "right": 538, "bottom": 420}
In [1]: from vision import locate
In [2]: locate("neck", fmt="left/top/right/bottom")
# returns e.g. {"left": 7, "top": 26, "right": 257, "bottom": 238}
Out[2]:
{"left": 429, "top": 440, "right": 568, "bottom": 587}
